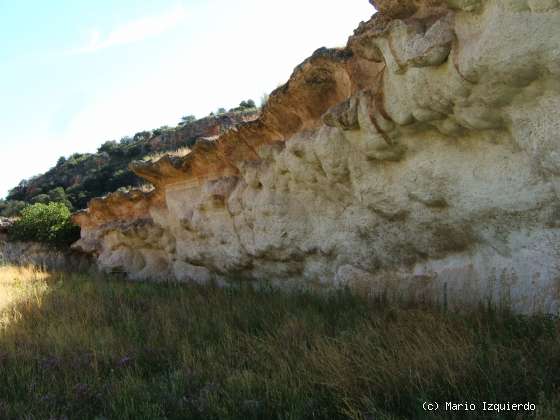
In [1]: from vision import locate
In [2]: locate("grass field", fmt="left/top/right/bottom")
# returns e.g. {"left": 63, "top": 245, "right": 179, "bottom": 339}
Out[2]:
{"left": 0, "top": 264, "right": 559, "bottom": 419}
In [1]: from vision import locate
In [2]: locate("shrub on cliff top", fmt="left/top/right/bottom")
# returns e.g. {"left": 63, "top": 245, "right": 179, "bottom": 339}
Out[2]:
{"left": 8, "top": 202, "right": 80, "bottom": 247}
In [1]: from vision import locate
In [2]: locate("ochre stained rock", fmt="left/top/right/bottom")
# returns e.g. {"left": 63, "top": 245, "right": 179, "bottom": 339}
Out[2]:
{"left": 73, "top": 0, "right": 560, "bottom": 314}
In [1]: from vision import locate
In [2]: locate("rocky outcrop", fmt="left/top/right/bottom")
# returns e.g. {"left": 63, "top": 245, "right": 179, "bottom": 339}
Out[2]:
{"left": 148, "top": 111, "right": 260, "bottom": 151}
{"left": 0, "top": 241, "right": 92, "bottom": 272}
{"left": 74, "top": 0, "right": 560, "bottom": 314}
{"left": 0, "top": 217, "right": 11, "bottom": 236}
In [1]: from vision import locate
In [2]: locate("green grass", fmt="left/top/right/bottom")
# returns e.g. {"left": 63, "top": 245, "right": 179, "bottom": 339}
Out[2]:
{"left": 0, "top": 265, "right": 559, "bottom": 419}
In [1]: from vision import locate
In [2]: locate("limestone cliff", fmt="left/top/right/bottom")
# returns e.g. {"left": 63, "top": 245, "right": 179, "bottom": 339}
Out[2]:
{"left": 73, "top": 0, "right": 560, "bottom": 314}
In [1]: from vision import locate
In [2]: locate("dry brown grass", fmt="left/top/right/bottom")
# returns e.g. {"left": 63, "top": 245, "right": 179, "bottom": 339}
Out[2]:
{"left": 0, "top": 265, "right": 48, "bottom": 315}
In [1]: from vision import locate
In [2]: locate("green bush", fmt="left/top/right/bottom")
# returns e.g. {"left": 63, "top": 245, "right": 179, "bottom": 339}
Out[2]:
{"left": 179, "top": 115, "right": 197, "bottom": 125}
{"left": 47, "top": 187, "right": 74, "bottom": 210}
{"left": 8, "top": 202, "right": 80, "bottom": 247}
{"left": 30, "top": 194, "right": 50, "bottom": 204}
{"left": 0, "top": 199, "right": 26, "bottom": 218}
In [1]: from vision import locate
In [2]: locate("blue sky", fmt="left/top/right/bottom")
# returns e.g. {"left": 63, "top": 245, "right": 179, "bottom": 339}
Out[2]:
{"left": 0, "top": 0, "right": 374, "bottom": 199}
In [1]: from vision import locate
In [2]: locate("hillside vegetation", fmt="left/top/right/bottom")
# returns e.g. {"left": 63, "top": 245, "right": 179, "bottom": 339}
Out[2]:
{"left": 0, "top": 106, "right": 259, "bottom": 216}
{"left": 0, "top": 265, "right": 559, "bottom": 419}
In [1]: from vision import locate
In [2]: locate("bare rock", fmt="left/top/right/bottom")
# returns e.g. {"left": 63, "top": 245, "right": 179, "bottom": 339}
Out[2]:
{"left": 73, "top": 0, "right": 560, "bottom": 314}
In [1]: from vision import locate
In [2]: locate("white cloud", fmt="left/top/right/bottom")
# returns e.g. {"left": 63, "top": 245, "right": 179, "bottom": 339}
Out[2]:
{"left": 75, "top": 5, "right": 187, "bottom": 53}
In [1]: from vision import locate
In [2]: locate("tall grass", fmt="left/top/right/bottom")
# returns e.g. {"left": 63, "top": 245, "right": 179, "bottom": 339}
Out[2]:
{"left": 0, "top": 265, "right": 559, "bottom": 419}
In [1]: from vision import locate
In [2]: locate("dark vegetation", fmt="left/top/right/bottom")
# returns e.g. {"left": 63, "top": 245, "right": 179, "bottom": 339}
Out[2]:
{"left": 7, "top": 202, "right": 80, "bottom": 247}
{"left": 0, "top": 268, "right": 559, "bottom": 419}
{"left": 0, "top": 103, "right": 259, "bottom": 217}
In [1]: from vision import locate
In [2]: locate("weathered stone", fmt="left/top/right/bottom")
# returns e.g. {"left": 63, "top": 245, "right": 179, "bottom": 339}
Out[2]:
{"left": 73, "top": 0, "right": 560, "bottom": 314}
{"left": 0, "top": 217, "right": 12, "bottom": 233}
{"left": 0, "top": 239, "right": 93, "bottom": 272}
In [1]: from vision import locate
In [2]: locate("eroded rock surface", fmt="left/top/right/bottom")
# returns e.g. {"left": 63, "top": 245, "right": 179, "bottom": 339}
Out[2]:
{"left": 0, "top": 239, "right": 93, "bottom": 272}
{"left": 73, "top": 0, "right": 560, "bottom": 313}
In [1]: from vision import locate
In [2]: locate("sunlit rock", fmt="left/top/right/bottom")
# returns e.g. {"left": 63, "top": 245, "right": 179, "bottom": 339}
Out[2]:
{"left": 73, "top": 0, "right": 560, "bottom": 314}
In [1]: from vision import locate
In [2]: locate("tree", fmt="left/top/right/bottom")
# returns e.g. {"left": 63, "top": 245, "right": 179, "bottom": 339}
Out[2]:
{"left": 260, "top": 93, "right": 269, "bottom": 108}
{"left": 153, "top": 126, "right": 173, "bottom": 136}
{"left": 179, "top": 115, "right": 197, "bottom": 126}
{"left": 98, "top": 140, "right": 118, "bottom": 154}
{"left": 65, "top": 153, "right": 85, "bottom": 167}
{"left": 8, "top": 202, "right": 81, "bottom": 247}
{"left": 0, "top": 200, "right": 26, "bottom": 218}
{"left": 217, "top": 108, "right": 227, "bottom": 114}
{"left": 30, "top": 194, "right": 50, "bottom": 204}
{"left": 48, "top": 187, "right": 73, "bottom": 210}
{"left": 133, "top": 131, "right": 151, "bottom": 142}
{"left": 56, "top": 156, "right": 67, "bottom": 167}
{"left": 97, "top": 140, "right": 124, "bottom": 157}
{"left": 238, "top": 99, "right": 256, "bottom": 110}
{"left": 7, "top": 180, "right": 30, "bottom": 201}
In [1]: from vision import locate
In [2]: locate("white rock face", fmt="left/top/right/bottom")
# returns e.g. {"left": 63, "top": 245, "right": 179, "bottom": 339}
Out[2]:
{"left": 75, "top": 0, "right": 560, "bottom": 313}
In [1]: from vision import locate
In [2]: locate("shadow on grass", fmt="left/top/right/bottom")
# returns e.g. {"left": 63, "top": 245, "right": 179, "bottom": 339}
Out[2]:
{"left": 0, "top": 268, "right": 559, "bottom": 420}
